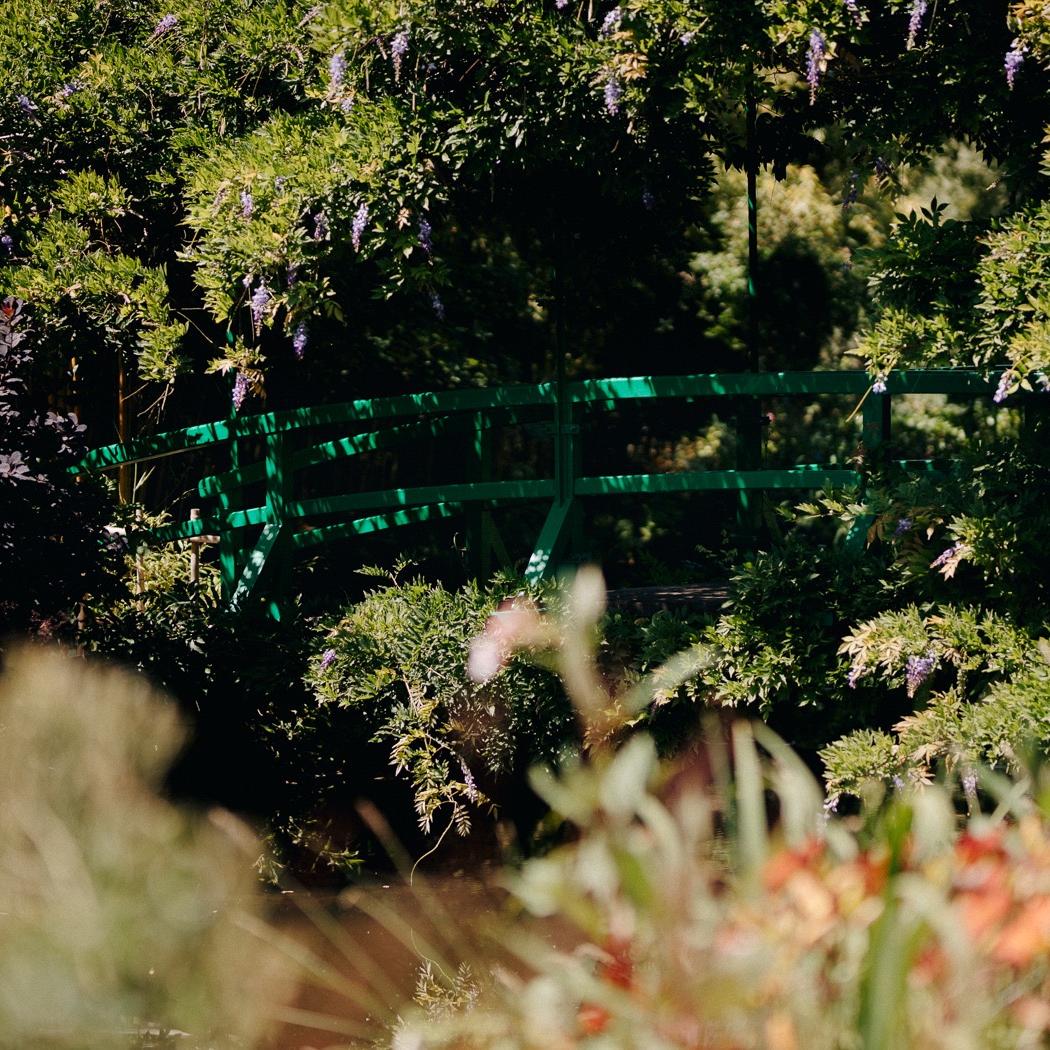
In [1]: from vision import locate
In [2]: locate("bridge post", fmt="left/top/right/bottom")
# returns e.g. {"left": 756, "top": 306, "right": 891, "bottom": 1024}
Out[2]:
{"left": 845, "top": 386, "right": 891, "bottom": 554}
{"left": 467, "top": 411, "right": 495, "bottom": 580}
{"left": 525, "top": 364, "right": 578, "bottom": 584}
{"left": 862, "top": 387, "right": 891, "bottom": 449}
{"left": 735, "top": 401, "right": 763, "bottom": 546}
{"left": 217, "top": 411, "right": 242, "bottom": 602}
{"left": 263, "top": 431, "right": 293, "bottom": 618}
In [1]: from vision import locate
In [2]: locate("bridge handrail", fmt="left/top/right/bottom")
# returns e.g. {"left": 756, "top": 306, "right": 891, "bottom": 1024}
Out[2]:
{"left": 74, "top": 367, "right": 1006, "bottom": 614}
{"left": 74, "top": 369, "right": 998, "bottom": 474}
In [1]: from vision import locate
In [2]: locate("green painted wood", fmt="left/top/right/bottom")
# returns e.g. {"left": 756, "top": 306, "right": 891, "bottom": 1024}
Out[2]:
{"left": 229, "top": 522, "right": 283, "bottom": 612}
{"left": 74, "top": 367, "right": 1010, "bottom": 613}
{"left": 574, "top": 467, "right": 861, "bottom": 496}
{"left": 218, "top": 415, "right": 244, "bottom": 601}
{"left": 74, "top": 420, "right": 234, "bottom": 472}
{"left": 280, "top": 478, "right": 557, "bottom": 524}
{"left": 198, "top": 406, "right": 535, "bottom": 498}
{"left": 570, "top": 369, "right": 995, "bottom": 402}
{"left": 75, "top": 369, "right": 997, "bottom": 477}
{"left": 525, "top": 499, "right": 576, "bottom": 584}
{"left": 862, "top": 390, "right": 891, "bottom": 449}
{"left": 151, "top": 515, "right": 223, "bottom": 544}
{"left": 292, "top": 503, "right": 461, "bottom": 549}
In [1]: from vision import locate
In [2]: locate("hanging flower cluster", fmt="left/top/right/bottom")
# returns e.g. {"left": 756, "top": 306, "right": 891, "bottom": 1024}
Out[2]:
{"left": 905, "top": 652, "right": 936, "bottom": 696}
{"left": 351, "top": 202, "right": 369, "bottom": 251}
{"left": 600, "top": 7, "right": 622, "bottom": 37}
{"left": 231, "top": 372, "right": 249, "bottom": 410}
{"left": 907, "top": 0, "right": 928, "bottom": 49}
{"left": 806, "top": 31, "right": 826, "bottom": 104}
{"left": 292, "top": 322, "right": 309, "bottom": 359}
{"left": 1004, "top": 42, "right": 1025, "bottom": 88}
{"left": 391, "top": 29, "right": 409, "bottom": 81}
{"left": 151, "top": 13, "right": 178, "bottom": 38}
{"left": 249, "top": 282, "right": 271, "bottom": 327}
{"left": 603, "top": 74, "right": 623, "bottom": 115}
{"left": 329, "top": 51, "right": 347, "bottom": 93}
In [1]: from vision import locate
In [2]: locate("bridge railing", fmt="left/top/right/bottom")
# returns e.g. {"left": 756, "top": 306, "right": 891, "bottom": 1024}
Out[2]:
{"left": 74, "top": 369, "right": 1000, "bottom": 616}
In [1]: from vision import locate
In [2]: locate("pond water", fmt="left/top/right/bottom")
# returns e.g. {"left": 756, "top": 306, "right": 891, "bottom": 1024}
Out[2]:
{"left": 265, "top": 870, "right": 508, "bottom": 1049}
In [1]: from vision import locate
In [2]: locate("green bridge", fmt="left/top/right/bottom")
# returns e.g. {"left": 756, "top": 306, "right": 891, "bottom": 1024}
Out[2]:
{"left": 75, "top": 368, "right": 1001, "bottom": 617}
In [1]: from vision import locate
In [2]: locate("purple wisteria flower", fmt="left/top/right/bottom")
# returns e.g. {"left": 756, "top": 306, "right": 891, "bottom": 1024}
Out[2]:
{"left": 962, "top": 769, "right": 978, "bottom": 799}
{"left": 351, "top": 202, "right": 369, "bottom": 251}
{"left": 274, "top": 175, "right": 288, "bottom": 192}
{"left": 993, "top": 369, "right": 1012, "bottom": 403}
{"left": 680, "top": 30, "right": 696, "bottom": 44}
{"left": 292, "top": 322, "right": 308, "bottom": 360}
{"left": 600, "top": 7, "right": 622, "bottom": 36}
{"left": 329, "top": 51, "right": 347, "bottom": 93}
{"left": 340, "top": 96, "right": 355, "bottom": 113}
{"left": 313, "top": 211, "right": 329, "bottom": 241}
{"left": 892, "top": 774, "right": 905, "bottom": 790}
{"left": 603, "top": 74, "right": 623, "bottom": 115}
{"left": 906, "top": 0, "right": 927, "bottom": 49}
{"left": 905, "top": 652, "right": 936, "bottom": 697}
{"left": 931, "top": 543, "right": 960, "bottom": 569}
{"left": 1036, "top": 372, "right": 1050, "bottom": 393}
{"left": 59, "top": 81, "right": 83, "bottom": 99}
{"left": 874, "top": 156, "right": 892, "bottom": 177}
{"left": 16, "top": 95, "right": 37, "bottom": 114}
{"left": 556, "top": 0, "right": 568, "bottom": 8}
{"left": 894, "top": 517, "right": 913, "bottom": 536}
{"left": 286, "top": 262, "right": 300, "bottom": 287}
{"left": 152, "top": 13, "right": 178, "bottom": 37}
{"left": 430, "top": 291, "right": 445, "bottom": 320}
{"left": 231, "top": 373, "right": 249, "bottom": 411}
{"left": 806, "top": 30, "right": 826, "bottom": 105}
{"left": 844, "top": 0, "right": 861, "bottom": 23}
{"left": 460, "top": 759, "right": 478, "bottom": 803}
{"left": 847, "top": 664, "right": 863, "bottom": 689}
{"left": 240, "top": 190, "right": 254, "bottom": 218}
{"left": 641, "top": 189, "right": 655, "bottom": 211}
{"left": 872, "top": 374, "right": 888, "bottom": 394}
{"left": 250, "top": 283, "right": 271, "bottom": 326}
{"left": 391, "top": 29, "right": 409, "bottom": 81}
{"left": 1005, "top": 42, "right": 1026, "bottom": 89}
{"left": 0, "top": 235, "right": 12, "bottom": 254}
{"left": 320, "top": 647, "right": 337, "bottom": 670}
{"left": 418, "top": 217, "right": 433, "bottom": 254}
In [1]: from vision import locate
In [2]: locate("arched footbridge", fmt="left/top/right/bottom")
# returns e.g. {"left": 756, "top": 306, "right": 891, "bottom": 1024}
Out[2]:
{"left": 75, "top": 369, "right": 1002, "bottom": 617}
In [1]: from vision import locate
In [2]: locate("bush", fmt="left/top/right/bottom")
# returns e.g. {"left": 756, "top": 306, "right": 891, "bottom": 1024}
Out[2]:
{"left": 0, "top": 298, "right": 116, "bottom": 636}
{"left": 391, "top": 724, "right": 1050, "bottom": 1050}
{"left": 305, "top": 574, "right": 577, "bottom": 843}
{"left": 0, "top": 646, "right": 290, "bottom": 1047}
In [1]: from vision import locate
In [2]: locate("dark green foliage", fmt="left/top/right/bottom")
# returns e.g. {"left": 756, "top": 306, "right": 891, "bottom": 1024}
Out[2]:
{"left": 305, "top": 576, "right": 576, "bottom": 839}
{"left": 0, "top": 299, "right": 117, "bottom": 636}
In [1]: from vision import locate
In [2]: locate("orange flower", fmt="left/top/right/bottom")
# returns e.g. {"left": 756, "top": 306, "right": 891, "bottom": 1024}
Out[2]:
{"left": 994, "top": 896, "right": 1050, "bottom": 967}
{"left": 957, "top": 888, "right": 1013, "bottom": 942}
{"left": 763, "top": 839, "right": 825, "bottom": 892}
{"left": 577, "top": 1003, "right": 610, "bottom": 1036}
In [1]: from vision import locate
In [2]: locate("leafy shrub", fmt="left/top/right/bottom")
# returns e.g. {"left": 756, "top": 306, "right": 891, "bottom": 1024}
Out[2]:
{"left": 693, "top": 529, "right": 903, "bottom": 752}
{"left": 306, "top": 575, "right": 577, "bottom": 840}
{"left": 823, "top": 628, "right": 1050, "bottom": 802}
{"left": 0, "top": 299, "right": 116, "bottom": 636}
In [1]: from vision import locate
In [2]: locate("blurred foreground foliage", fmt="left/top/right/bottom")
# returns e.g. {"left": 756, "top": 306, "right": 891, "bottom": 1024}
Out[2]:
{"left": 0, "top": 647, "right": 291, "bottom": 1048}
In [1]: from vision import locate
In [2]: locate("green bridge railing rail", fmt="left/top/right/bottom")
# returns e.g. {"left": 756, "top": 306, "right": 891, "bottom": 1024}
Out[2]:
{"left": 75, "top": 369, "right": 1000, "bottom": 617}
